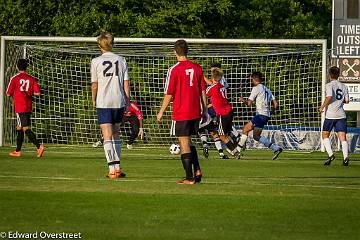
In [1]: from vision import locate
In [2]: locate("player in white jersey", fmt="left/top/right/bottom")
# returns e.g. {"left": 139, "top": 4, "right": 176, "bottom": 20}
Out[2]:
{"left": 91, "top": 31, "right": 130, "bottom": 179}
{"left": 238, "top": 71, "right": 282, "bottom": 160}
{"left": 319, "top": 66, "right": 350, "bottom": 166}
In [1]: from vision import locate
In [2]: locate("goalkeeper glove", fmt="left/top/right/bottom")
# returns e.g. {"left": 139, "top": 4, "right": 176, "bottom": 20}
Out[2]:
{"left": 138, "top": 128, "right": 144, "bottom": 140}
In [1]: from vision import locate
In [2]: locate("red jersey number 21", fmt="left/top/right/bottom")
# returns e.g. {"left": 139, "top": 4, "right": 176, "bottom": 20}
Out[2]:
{"left": 186, "top": 69, "right": 194, "bottom": 86}
{"left": 20, "top": 79, "right": 30, "bottom": 92}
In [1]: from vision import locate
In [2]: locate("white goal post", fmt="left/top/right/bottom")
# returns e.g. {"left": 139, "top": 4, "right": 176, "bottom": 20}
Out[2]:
{"left": 0, "top": 36, "right": 327, "bottom": 149}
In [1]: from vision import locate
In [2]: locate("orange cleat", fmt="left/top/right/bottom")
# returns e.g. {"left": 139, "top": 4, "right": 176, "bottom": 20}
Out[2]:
{"left": 37, "top": 144, "right": 45, "bottom": 158}
{"left": 9, "top": 151, "right": 21, "bottom": 157}
{"left": 106, "top": 172, "right": 118, "bottom": 179}
{"left": 176, "top": 179, "right": 195, "bottom": 185}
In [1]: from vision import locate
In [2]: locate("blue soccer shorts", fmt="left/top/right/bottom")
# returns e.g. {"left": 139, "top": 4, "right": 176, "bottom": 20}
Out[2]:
{"left": 97, "top": 108, "right": 125, "bottom": 125}
{"left": 251, "top": 114, "right": 270, "bottom": 129}
{"left": 322, "top": 118, "right": 347, "bottom": 133}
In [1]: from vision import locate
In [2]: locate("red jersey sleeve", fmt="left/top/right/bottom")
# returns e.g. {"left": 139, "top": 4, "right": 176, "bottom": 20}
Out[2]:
{"left": 33, "top": 78, "right": 40, "bottom": 95}
{"left": 6, "top": 78, "right": 16, "bottom": 96}
{"left": 164, "top": 63, "right": 178, "bottom": 96}
{"left": 129, "top": 102, "right": 143, "bottom": 120}
{"left": 199, "top": 67, "right": 206, "bottom": 92}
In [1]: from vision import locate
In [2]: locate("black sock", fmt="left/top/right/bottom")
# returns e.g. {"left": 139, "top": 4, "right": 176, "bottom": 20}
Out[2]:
{"left": 25, "top": 129, "right": 40, "bottom": 149}
{"left": 16, "top": 130, "right": 24, "bottom": 152}
{"left": 225, "top": 141, "right": 237, "bottom": 151}
{"left": 190, "top": 146, "right": 201, "bottom": 172}
{"left": 181, "top": 153, "right": 193, "bottom": 180}
{"left": 218, "top": 149, "right": 224, "bottom": 153}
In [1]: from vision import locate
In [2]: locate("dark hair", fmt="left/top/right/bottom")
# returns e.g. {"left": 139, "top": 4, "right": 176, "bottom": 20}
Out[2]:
{"left": 17, "top": 59, "right": 29, "bottom": 71}
{"left": 250, "top": 71, "right": 263, "bottom": 82}
{"left": 174, "top": 39, "right": 188, "bottom": 56}
{"left": 329, "top": 66, "right": 340, "bottom": 79}
{"left": 211, "top": 62, "right": 221, "bottom": 68}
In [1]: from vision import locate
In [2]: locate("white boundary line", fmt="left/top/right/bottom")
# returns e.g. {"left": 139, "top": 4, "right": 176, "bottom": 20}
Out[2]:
{"left": 0, "top": 175, "right": 358, "bottom": 190}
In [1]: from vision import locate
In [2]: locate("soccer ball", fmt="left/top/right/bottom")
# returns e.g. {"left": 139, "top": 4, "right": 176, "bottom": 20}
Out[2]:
{"left": 169, "top": 144, "right": 181, "bottom": 155}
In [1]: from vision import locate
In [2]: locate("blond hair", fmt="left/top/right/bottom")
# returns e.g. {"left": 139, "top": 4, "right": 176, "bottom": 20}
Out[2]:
{"left": 211, "top": 67, "right": 223, "bottom": 82}
{"left": 97, "top": 31, "right": 114, "bottom": 51}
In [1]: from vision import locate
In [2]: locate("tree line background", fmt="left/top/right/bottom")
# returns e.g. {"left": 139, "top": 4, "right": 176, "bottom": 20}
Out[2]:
{"left": 4, "top": 0, "right": 351, "bottom": 146}
{"left": 0, "top": 0, "right": 331, "bottom": 41}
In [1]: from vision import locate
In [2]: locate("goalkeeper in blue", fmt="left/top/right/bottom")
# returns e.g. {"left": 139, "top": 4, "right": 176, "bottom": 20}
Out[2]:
{"left": 319, "top": 66, "right": 350, "bottom": 166}
{"left": 238, "top": 71, "right": 282, "bottom": 160}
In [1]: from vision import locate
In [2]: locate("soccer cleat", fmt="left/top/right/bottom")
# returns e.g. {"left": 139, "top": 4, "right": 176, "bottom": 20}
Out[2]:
{"left": 233, "top": 150, "right": 241, "bottom": 160}
{"left": 176, "top": 179, "right": 195, "bottom": 185}
{"left": 127, "top": 144, "right": 133, "bottom": 150}
{"left": 194, "top": 170, "right": 202, "bottom": 183}
{"left": 106, "top": 172, "right": 118, "bottom": 179}
{"left": 115, "top": 170, "right": 127, "bottom": 178}
{"left": 37, "top": 144, "right": 45, "bottom": 158}
{"left": 343, "top": 157, "right": 349, "bottom": 166}
{"left": 92, "top": 141, "right": 102, "bottom": 148}
{"left": 272, "top": 148, "right": 283, "bottom": 160}
{"left": 324, "top": 155, "right": 335, "bottom": 166}
{"left": 203, "top": 147, "right": 209, "bottom": 159}
{"left": 9, "top": 151, "right": 21, "bottom": 157}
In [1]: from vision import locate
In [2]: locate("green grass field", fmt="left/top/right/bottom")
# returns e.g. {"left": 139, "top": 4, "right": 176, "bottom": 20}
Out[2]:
{"left": 0, "top": 145, "right": 360, "bottom": 240}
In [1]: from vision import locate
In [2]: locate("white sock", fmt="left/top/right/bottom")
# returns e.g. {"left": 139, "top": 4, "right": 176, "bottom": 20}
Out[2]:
{"left": 341, "top": 141, "right": 349, "bottom": 159}
{"left": 214, "top": 140, "right": 222, "bottom": 151}
{"left": 113, "top": 139, "right": 121, "bottom": 171}
{"left": 231, "top": 126, "right": 239, "bottom": 138}
{"left": 200, "top": 135, "right": 208, "bottom": 147}
{"left": 239, "top": 134, "right": 247, "bottom": 147}
{"left": 323, "top": 138, "right": 333, "bottom": 157}
{"left": 103, "top": 140, "right": 115, "bottom": 173}
{"left": 259, "top": 136, "right": 279, "bottom": 151}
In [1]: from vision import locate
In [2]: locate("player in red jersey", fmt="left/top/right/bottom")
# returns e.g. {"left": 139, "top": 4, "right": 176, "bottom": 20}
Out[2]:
{"left": 157, "top": 39, "right": 207, "bottom": 185}
{"left": 123, "top": 100, "right": 144, "bottom": 149}
{"left": 6, "top": 59, "right": 44, "bottom": 158}
{"left": 206, "top": 67, "right": 240, "bottom": 158}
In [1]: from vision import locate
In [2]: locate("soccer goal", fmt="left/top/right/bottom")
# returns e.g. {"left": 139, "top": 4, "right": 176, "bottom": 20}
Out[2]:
{"left": 0, "top": 37, "right": 327, "bottom": 150}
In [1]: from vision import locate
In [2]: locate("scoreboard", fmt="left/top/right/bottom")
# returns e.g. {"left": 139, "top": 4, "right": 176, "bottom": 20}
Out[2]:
{"left": 332, "top": 0, "right": 360, "bottom": 111}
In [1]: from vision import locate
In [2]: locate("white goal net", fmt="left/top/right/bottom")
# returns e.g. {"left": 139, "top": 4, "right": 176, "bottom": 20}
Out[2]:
{"left": 0, "top": 37, "right": 327, "bottom": 150}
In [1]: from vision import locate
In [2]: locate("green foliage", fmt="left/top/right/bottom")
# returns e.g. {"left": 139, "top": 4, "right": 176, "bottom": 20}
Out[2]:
{"left": 0, "top": 0, "right": 331, "bottom": 40}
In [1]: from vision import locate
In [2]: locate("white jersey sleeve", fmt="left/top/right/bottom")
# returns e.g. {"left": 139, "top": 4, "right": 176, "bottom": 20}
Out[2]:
{"left": 123, "top": 59, "right": 130, "bottom": 81}
{"left": 248, "top": 85, "right": 260, "bottom": 101}
{"left": 91, "top": 59, "right": 98, "bottom": 83}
